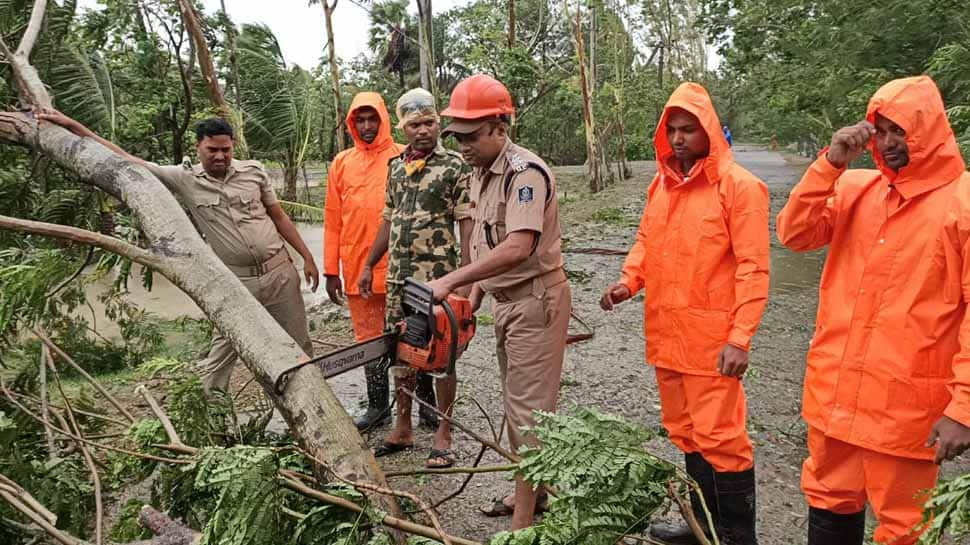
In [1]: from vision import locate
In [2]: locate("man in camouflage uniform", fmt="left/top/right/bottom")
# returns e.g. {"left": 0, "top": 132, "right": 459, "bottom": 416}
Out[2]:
{"left": 358, "top": 89, "right": 473, "bottom": 468}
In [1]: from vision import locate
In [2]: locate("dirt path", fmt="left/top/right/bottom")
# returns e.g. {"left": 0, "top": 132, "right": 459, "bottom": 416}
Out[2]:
{"left": 323, "top": 145, "right": 968, "bottom": 544}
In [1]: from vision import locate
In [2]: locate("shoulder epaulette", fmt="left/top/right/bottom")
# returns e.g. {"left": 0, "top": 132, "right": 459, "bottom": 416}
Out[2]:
{"left": 507, "top": 151, "right": 529, "bottom": 173}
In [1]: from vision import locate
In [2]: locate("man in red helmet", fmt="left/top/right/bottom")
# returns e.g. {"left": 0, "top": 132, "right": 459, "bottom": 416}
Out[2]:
{"left": 426, "top": 74, "right": 572, "bottom": 530}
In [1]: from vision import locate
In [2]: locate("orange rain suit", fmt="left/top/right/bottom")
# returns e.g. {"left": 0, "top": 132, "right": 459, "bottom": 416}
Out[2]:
{"left": 619, "top": 83, "right": 770, "bottom": 472}
{"left": 777, "top": 76, "right": 970, "bottom": 545}
{"left": 324, "top": 93, "right": 404, "bottom": 340}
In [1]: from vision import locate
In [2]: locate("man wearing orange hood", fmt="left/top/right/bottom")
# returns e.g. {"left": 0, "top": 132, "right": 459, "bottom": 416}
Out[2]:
{"left": 778, "top": 76, "right": 970, "bottom": 545}
{"left": 324, "top": 92, "right": 436, "bottom": 430}
{"left": 600, "top": 82, "right": 770, "bottom": 545}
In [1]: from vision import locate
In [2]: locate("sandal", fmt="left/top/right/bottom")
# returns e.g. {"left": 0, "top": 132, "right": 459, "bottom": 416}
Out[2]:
{"left": 479, "top": 497, "right": 515, "bottom": 517}
{"left": 426, "top": 449, "right": 455, "bottom": 469}
{"left": 372, "top": 441, "right": 413, "bottom": 457}
{"left": 478, "top": 496, "right": 551, "bottom": 517}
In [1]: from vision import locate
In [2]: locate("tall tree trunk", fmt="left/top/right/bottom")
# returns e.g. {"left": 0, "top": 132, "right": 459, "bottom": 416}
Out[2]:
{"left": 0, "top": 0, "right": 399, "bottom": 520}
{"left": 507, "top": 0, "right": 515, "bottom": 49}
{"left": 219, "top": 0, "right": 243, "bottom": 114}
{"left": 416, "top": 0, "right": 434, "bottom": 94}
{"left": 572, "top": 5, "right": 605, "bottom": 193}
{"left": 283, "top": 147, "right": 299, "bottom": 202}
{"left": 176, "top": 0, "right": 249, "bottom": 158}
{"left": 323, "top": 0, "right": 346, "bottom": 153}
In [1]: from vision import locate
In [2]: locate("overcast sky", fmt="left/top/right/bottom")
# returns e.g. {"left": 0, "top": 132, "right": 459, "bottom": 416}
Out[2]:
{"left": 77, "top": 0, "right": 472, "bottom": 69}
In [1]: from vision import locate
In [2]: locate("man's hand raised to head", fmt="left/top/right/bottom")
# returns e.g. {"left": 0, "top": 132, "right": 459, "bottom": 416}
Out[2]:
{"left": 826, "top": 121, "right": 876, "bottom": 169}
{"left": 926, "top": 415, "right": 970, "bottom": 464}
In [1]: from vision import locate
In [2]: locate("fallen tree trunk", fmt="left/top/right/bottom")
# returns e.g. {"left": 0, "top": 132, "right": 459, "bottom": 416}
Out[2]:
{"left": 0, "top": 0, "right": 398, "bottom": 519}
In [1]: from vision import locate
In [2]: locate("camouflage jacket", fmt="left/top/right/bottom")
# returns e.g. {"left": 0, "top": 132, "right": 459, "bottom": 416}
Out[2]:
{"left": 382, "top": 142, "right": 472, "bottom": 285}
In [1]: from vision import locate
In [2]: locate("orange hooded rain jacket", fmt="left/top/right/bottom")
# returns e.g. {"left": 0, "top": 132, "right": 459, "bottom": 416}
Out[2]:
{"left": 620, "top": 82, "right": 770, "bottom": 376}
{"left": 324, "top": 92, "right": 404, "bottom": 295}
{"left": 777, "top": 76, "right": 970, "bottom": 460}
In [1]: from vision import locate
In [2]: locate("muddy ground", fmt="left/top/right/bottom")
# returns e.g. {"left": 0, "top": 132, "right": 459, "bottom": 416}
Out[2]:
{"left": 291, "top": 145, "right": 968, "bottom": 544}
{"left": 84, "top": 145, "right": 968, "bottom": 544}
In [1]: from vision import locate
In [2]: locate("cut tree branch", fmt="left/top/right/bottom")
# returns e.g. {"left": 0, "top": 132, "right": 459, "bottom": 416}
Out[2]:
{"left": 279, "top": 472, "right": 482, "bottom": 545}
{"left": 136, "top": 385, "right": 196, "bottom": 454}
{"left": 0, "top": 379, "right": 190, "bottom": 465}
{"left": 0, "top": 215, "right": 167, "bottom": 274}
{"left": 34, "top": 326, "right": 137, "bottom": 423}
{"left": 47, "top": 357, "right": 104, "bottom": 545}
{"left": 402, "top": 389, "right": 520, "bottom": 462}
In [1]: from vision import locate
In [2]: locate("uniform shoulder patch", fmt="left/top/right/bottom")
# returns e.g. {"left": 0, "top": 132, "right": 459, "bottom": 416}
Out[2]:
{"left": 507, "top": 152, "right": 529, "bottom": 172}
{"left": 517, "top": 185, "right": 534, "bottom": 204}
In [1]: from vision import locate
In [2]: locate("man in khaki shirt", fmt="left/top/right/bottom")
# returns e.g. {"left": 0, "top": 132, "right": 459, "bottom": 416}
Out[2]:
{"left": 38, "top": 114, "right": 318, "bottom": 390}
{"left": 425, "top": 75, "right": 571, "bottom": 530}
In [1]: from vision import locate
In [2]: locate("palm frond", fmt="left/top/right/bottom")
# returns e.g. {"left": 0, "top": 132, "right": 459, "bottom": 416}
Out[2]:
{"left": 277, "top": 200, "right": 324, "bottom": 223}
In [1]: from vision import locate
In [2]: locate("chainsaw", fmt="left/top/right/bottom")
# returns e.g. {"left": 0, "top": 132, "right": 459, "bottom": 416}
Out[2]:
{"left": 273, "top": 278, "right": 476, "bottom": 394}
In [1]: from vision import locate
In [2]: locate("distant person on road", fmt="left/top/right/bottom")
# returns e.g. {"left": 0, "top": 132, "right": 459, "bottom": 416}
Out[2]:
{"left": 357, "top": 88, "right": 473, "bottom": 468}
{"left": 39, "top": 113, "right": 318, "bottom": 391}
{"left": 601, "top": 82, "right": 769, "bottom": 545}
{"left": 723, "top": 124, "right": 734, "bottom": 146}
{"left": 777, "top": 76, "right": 970, "bottom": 545}
{"left": 323, "top": 92, "right": 437, "bottom": 430}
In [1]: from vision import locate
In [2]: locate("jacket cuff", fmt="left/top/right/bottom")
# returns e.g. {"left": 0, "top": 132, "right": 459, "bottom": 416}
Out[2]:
{"left": 812, "top": 148, "right": 847, "bottom": 180}
{"left": 944, "top": 398, "right": 970, "bottom": 429}
{"left": 620, "top": 275, "right": 643, "bottom": 295}
{"left": 727, "top": 329, "right": 752, "bottom": 352}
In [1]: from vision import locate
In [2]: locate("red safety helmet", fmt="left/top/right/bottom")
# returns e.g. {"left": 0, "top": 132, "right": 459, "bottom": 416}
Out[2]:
{"left": 441, "top": 74, "right": 515, "bottom": 120}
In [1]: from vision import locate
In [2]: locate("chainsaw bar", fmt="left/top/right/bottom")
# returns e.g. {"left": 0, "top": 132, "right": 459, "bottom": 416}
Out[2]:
{"left": 273, "top": 333, "right": 396, "bottom": 393}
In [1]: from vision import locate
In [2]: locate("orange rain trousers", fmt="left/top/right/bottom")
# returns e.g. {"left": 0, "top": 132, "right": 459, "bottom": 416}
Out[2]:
{"left": 346, "top": 295, "right": 387, "bottom": 341}
{"left": 802, "top": 427, "right": 938, "bottom": 545}
{"left": 655, "top": 367, "right": 753, "bottom": 472}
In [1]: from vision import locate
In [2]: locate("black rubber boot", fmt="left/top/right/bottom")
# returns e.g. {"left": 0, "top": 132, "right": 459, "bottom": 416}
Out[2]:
{"left": 649, "top": 452, "right": 718, "bottom": 545}
{"left": 354, "top": 361, "right": 390, "bottom": 430}
{"left": 807, "top": 507, "right": 865, "bottom": 545}
{"left": 416, "top": 372, "right": 438, "bottom": 429}
{"left": 713, "top": 467, "right": 758, "bottom": 545}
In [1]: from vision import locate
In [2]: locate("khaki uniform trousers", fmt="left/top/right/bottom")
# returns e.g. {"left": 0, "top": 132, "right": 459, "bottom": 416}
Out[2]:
{"left": 198, "top": 260, "right": 313, "bottom": 390}
{"left": 493, "top": 278, "right": 571, "bottom": 450}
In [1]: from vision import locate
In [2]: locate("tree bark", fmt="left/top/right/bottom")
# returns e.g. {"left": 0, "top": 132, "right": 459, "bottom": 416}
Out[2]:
{"left": 416, "top": 0, "right": 435, "bottom": 94}
{"left": 507, "top": 0, "right": 515, "bottom": 49}
{"left": 176, "top": 0, "right": 249, "bottom": 158}
{"left": 322, "top": 0, "right": 346, "bottom": 153}
{"left": 572, "top": 5, "right": 606, "bottom": 192}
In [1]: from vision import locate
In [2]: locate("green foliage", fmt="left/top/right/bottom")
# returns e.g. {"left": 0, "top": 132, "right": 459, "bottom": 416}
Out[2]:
{"left": 292, "top": 484, "right": 375, "bottom": 545}
{"left": 109, "top": 419, "right": 167, "bottom": 486}
{"left": 492, "top": 408, "right": 677, "bottom": 545}
{"left": 168, "top": 375, "right": 233, "bottom": 448}
{"left": 918, "top": 473, "right": 970, "bottom": 544}
{"left": 194, "top": 446, "right": 284, "bottom": 545}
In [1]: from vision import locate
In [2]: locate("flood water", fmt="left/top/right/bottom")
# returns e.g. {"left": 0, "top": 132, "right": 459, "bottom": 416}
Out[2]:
{"left": 82, "top": 223, "right": 327, "bottom": 338}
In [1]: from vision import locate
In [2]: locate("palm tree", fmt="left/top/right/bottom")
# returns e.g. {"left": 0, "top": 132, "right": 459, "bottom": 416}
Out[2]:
{"left": 368, "top": 0, "right": 417, "bottom": 89}
{"left": 236, "top": 24, "right": 318, "bottom": 202}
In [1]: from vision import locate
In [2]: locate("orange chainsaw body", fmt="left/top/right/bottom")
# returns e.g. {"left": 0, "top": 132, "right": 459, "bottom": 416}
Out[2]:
{"left": 397, "top": 293, "right": 476, "bottom": 374}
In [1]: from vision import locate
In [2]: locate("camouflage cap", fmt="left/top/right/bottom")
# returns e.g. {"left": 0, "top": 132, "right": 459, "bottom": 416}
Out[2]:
{"left": 396, "top": 88, "right": 439, "bottom": 129}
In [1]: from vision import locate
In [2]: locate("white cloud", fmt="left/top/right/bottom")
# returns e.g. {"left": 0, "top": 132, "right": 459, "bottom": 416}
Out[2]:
{"left": 76, "top": 0, "right": 471, "bottom": 70}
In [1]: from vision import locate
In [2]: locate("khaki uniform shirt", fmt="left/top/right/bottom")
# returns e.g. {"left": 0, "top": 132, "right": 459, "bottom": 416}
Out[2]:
{"left": 470, "top": 139, "right": 564, "bottom": 292}
{"left": 382, "top": 142, "right": 473, "bottom": 285}
{"left": 146, "top": 159, "right": 284, "bottom": 267}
